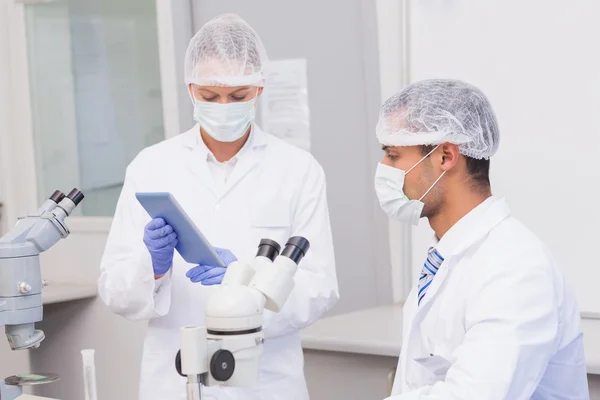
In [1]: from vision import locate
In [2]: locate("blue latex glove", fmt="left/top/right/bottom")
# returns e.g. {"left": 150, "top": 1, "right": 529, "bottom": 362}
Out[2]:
{"left": 143, "top": 218, "right": 178, "bottom": 276}
{"left": 186, "top": 248, "right": 237, "bottom": 285}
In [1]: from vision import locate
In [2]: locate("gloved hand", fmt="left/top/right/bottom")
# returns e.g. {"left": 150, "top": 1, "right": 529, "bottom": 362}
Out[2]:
{"left": 143, "top": 218, "right": 178, "bottom": 276}
{"left": 186, "top": 248, "right": 237, "bottom": 285}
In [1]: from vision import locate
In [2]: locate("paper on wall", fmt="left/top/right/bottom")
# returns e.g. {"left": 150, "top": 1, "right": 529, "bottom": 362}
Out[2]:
{"left": 260, "top": 58, "right": 311, "bottom": 152}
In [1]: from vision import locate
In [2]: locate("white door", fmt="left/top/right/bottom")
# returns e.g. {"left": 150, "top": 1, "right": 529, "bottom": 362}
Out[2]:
{"left": 2, "top": 0, "right": 172, "bottom": 217}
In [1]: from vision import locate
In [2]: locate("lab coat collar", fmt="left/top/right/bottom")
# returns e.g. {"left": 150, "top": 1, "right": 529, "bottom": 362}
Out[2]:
{"left": 180, "top": 124, "right": 269, "bottom": 200}
{"left": 417, "top": 196, "right": 511, "bottom": 310}
{"left": 434, "top": 196, "right": 504, "bottom": 259}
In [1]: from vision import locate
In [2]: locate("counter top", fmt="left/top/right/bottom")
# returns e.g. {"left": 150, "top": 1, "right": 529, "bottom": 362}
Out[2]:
{"left": 41, "top": 282, "right": 97, "bottom": 305}
{"left": 302, "top": 304, "right": 600, "bottom": 376}
{"left": 301, "top": 304, "right": 403, "bottom": 357}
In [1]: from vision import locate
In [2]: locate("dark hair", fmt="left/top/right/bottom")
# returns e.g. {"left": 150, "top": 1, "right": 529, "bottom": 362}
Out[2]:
{"left": 420, "top": 145, "right": 490, "bottom": 191}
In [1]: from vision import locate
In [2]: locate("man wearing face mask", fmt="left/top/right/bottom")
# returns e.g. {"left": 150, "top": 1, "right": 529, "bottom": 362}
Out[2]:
{"left": 98, "top": 14, "right": 339, "bottom": 400}
{"left": 375, "top": 80, "right": 588, "bottom": 399}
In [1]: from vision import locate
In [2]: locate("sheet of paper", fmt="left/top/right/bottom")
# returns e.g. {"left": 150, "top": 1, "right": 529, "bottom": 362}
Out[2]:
{"left": 260, "top": 59, "right": 311, "bottom": 151}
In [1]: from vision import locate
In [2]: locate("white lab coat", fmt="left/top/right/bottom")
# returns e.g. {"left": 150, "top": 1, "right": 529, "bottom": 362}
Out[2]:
{"left": 387, "top": 197, "right": 589, "bottom": 400}
{"left": 98, "top": 125, "right": 339, "bottom": 400}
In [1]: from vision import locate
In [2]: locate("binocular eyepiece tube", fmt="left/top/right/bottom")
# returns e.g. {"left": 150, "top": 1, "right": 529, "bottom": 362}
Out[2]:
{"left": 48, "top": 188, "right": 85, "bottom": 206}
{"left": 255, "top": 236, "right": 310, "bottom": 265}
{"left": 255, "top": 239, "right": 281, "bottom": 262}
{"left": 49, "top": 190, "right": 66, "bottom": 204}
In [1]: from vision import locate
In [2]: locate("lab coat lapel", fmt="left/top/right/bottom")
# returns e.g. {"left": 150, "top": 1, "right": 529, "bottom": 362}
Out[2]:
{"left": 398, "top": 290, "right": 419, "bottom": 392}
{"left": 412, "top": 198, "right": 512, "bottom": 312}
{"left": 180, "top": 126, "right": 218, "bottom": 198}
{"left": 219, "top": 125, "right": 268, "bottom": 199}
{"left": 402, "top": 256, "right": 454, "bottom": 386}
{"left": 413, "top": 258, "right": 451, "bottom": 312}
{"left": 401, "top": 256, "right": 469, "bottom": 388}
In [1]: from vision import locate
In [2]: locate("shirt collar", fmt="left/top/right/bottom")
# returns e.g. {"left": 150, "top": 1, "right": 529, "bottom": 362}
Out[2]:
{"left": 433, "top": 196, "right": 499, "bottom": 258}
{"left": 181, "top": 123, "right": 268, "bottom": 153}
{"left": 206, "top": 126, "right": 254, "bottom": 164}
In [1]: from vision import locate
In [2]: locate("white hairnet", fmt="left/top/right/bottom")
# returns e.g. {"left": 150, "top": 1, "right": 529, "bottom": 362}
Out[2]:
{"left": 184, "top": 14, "right": 268, "bottom": 87}
{"left": 376, "top": 79, "right": 499, "bottom": 159}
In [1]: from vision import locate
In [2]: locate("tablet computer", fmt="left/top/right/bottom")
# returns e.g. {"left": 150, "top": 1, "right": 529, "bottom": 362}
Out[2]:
{"left": 135, "top": 192, "right": 226, "bottom": 268}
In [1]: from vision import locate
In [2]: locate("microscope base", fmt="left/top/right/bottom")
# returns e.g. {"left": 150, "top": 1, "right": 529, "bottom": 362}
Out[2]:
{"left": 0, "top": 383, "right": 59, "bottom": 400}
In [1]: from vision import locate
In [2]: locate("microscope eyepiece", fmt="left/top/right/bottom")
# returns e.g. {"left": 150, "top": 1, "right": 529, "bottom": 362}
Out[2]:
{"left": 281, "top": 236, "right": 310, "bottom": 265}
{"left": 256, "top": 239, "right": 281, "bottom": 262}
{"left": 66, "top": 188, "right": 85, "bottom": 205}
{"left": 49, "top": 190, "right": 66, "bottom": 204}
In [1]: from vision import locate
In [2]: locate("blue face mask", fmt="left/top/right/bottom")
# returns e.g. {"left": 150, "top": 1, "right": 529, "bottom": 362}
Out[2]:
{"left": 193, "top": 96, "right": 257, "bottom": 143}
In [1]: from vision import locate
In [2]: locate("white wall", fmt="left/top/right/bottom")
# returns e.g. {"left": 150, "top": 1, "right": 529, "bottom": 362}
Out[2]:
{"left": 192, "top": 0, "right": 392, "bottom": 314}
{"left": 376, "top": 0, "right": 413, "bottom": 302}
{"left": 398, "top": 0, "right": 600, "bottom": 379}
{"left": 407, "top": 0, "right": 600, "bottom": 309}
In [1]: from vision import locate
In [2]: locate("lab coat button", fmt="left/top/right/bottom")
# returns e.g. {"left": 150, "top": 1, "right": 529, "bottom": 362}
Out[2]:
{"left": 214, "top": 203, "right": 220, "bottom": 210}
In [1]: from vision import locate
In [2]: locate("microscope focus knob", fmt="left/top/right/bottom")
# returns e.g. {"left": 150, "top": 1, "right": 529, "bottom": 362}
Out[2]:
{"left": 174, "top": 350, "right": 185, "bottom": 377}
{"left": 18, "top": 282, "right": 32, "bottom": 294}
{"left": 210, "top": 350, "right": 235, "bottom": 382}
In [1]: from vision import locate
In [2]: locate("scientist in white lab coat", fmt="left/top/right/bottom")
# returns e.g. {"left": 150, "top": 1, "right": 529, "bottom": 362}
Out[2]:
{"left": 374, "top": 79, "right": 589, "bottom": 399}
{"left": 98, "top": 14, "right": 338, "bottom": 400}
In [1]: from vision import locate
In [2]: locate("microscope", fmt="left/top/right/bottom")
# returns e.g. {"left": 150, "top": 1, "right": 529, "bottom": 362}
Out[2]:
{"left": 0, "top": 189, "right": 84, "bottom": 400}
{"left": 177, "top": 236, "right": 310, "bottom": 400}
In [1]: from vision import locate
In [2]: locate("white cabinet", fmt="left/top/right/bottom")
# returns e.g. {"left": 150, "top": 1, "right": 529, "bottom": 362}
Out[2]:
{"left": 304, "top": 350, "right": 397, "bottom": 400}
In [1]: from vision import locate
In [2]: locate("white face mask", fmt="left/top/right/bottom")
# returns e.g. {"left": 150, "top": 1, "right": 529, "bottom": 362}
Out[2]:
{"left": 192, "top": 94, "right": 257, "bottom": 143}
{"left": 374, "top": 145, "right": 446, "bottom": 225}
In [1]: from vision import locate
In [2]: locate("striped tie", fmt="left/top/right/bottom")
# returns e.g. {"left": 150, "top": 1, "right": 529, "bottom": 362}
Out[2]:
{"left": 418, "top": 247, "right": 444, "bottom": 306}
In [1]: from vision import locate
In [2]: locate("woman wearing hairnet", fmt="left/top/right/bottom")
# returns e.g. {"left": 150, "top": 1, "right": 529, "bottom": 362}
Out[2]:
{"left": 376, "top": 80, "right": 588, "bottom": 399}
{"left": 98, "top": 14, "right": 338, "bottom": 400}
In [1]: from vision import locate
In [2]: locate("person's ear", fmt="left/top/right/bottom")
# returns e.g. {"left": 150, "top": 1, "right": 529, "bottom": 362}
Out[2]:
{"left": 440, "top": 143, "right": 460, "bottom": 172}
{"left": 257, "top": 87, "right": 264, "bottom": 97}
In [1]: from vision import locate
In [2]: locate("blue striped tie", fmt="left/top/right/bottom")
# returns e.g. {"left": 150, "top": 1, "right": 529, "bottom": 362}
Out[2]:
{"left": 418, "top": 247, "right": 444, "bottom": 306}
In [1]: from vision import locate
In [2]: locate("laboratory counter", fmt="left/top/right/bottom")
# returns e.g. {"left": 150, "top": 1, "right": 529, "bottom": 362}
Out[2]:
{"left": 41, "top": 283, "right": 97, "bottom": 305}
{"left": 301, "top": 304, "right": 600, "bottom": 400}
{"left": 302, "top": 304, "right": 403, "bottom": 357}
